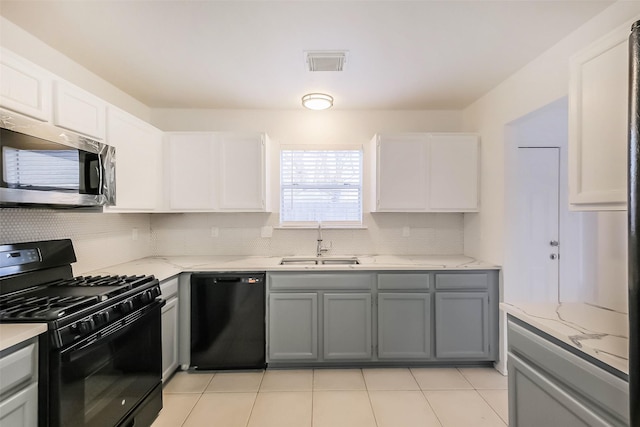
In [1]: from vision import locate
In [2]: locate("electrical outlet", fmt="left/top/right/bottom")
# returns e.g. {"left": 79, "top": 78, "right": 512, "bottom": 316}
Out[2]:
{"left": 261, "top": 226, "right": 273, "bottom": 238}
{"left": 131, "top": 228, "right": 139, "bottom": 241}
{"left": 402, "top": 226, "right": 410, "bottom": 237}
{"left": 210, "top": 227, "right": 219, "bottom": 238}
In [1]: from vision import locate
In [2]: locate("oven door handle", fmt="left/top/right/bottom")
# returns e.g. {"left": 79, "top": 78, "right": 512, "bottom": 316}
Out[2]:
{"left": 62, "top": 300, "right": 162, "bottom": 361}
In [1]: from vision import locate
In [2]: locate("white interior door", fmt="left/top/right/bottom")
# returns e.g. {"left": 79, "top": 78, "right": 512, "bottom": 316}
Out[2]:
{"left": 515, "top": 147, "right": 560, "bottom": 301}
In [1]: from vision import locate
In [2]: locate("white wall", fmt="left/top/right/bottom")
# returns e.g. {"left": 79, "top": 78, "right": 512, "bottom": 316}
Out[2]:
{"left": 151, "top": 108, "right": 467, "bottom": 256}
{"left": 462, "top": 1, "right": 640, "bottom": 266}
{"left": 463, "top": 1, "right": 637, "bottom": 311}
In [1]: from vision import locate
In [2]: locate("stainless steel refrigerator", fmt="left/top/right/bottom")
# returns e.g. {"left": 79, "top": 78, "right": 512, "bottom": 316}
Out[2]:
{"left": 628, "top": 19, "right": 640, "bottom": 427}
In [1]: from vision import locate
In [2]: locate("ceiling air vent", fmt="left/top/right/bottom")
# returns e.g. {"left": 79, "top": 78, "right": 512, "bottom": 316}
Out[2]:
{"left": 305, "top": 51, "right": 348, "bottom": 72}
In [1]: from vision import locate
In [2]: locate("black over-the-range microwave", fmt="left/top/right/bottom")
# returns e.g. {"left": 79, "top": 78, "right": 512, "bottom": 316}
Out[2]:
{"left": 0, "top": 108, "right": 115, "bottom": 208}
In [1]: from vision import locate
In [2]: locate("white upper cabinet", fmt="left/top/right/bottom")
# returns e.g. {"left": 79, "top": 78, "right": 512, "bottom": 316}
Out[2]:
{"left": 53, "top": 81, "right": 106, "bottom": 140}
{"left": 373, "top": 134, "right": 428, "bottom": 211}
{"left": 569, "top": 22, "right": 629, "bottom": 211}
{"left": 105, "top": 107, "right": 162, "bottom": 211}
{"left": 218, "top": 132, "right": 270, "bottom": 211}
{"left": 0, "top": 48, "right": 52, "bottom": 121}
{"left": 428, "top": 134, "right": 479, "bottom": 211}
{"left": 165, "top": 133, "right": 218, "bottom": 210}
{"left": 370, "top": 133, "right": 479, "bottom": 212}
{"left": 164, "top": 132, "right": 271, "bottom": 212}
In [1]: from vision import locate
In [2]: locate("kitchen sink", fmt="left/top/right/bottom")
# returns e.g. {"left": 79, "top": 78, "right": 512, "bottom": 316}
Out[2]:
{"left": 279, "top": 257, "right": 360, "bottom": 265}
{"left": 319, "top": 257, "right": 360, "bottom": 265}
{"left": 279, "top": 258, "right": 319, "bottom": 265}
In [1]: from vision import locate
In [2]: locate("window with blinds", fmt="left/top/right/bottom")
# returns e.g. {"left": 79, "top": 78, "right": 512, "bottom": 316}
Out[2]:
{"left": 280, "top": 148, "right": 363, "bottom": 225}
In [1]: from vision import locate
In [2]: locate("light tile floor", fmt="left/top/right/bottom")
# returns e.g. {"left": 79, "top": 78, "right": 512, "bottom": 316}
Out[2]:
{"left": 152, "top": 367, "right": 508, "bottom": 427}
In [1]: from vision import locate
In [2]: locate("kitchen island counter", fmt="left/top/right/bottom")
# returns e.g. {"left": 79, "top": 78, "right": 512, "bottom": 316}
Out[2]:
{"left": 501, "top": 302, "right": 629, "bottom": 376}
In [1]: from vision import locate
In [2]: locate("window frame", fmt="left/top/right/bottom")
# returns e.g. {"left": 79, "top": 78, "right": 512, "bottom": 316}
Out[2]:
{"left": 279, "top": 145, "right": 364, "bottom": 227}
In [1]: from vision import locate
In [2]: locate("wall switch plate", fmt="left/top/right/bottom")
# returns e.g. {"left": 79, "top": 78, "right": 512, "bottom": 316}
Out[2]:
{"left": 261, "top": 226, "right": 273, "bottom": 238}
{"left": 132, "top": 228, "right": 139, "bottom": 241}
{"left": 210, "top": 227, "right": 219, "bottom": 238}
{"left": 402, "top": 226, "right": 411, "bottom": 237}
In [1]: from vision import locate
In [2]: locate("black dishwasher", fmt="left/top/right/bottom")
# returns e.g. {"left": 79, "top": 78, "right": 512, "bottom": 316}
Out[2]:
{"left": 190, "top": 272, "right": 266, "bottom": 370}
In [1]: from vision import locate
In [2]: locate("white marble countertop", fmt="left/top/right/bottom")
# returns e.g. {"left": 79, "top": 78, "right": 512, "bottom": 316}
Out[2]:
{"left": 84, "top": 255, "right": 500, "bottom": 281}
{"left": 501, "top": 302, "right": 629, "bottom": 376}
{"left": 0, "top": 323, "right": 47, "bottom": 352}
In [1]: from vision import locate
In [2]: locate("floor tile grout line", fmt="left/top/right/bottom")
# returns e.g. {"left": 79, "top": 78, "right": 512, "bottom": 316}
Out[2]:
{"left": 244, "top": 369, "right": 266, "bottom": 427}
{"left": 409, "top": 368, "right": 446, "bottom": 427}
{"left": 178, "top": 391, "right": 206, "bottom": 427}
{"left": 311, "top": 369, "right": 315, "bottom": 427}
{"left": 476, "top": 388, "right": 509, "bottom": 426}
{"left": 420, "top": 389, "right": 445, "bottom": 427}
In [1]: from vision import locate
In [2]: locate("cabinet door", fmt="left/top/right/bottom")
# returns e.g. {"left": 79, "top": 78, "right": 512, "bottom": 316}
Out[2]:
{"left": 508, "top": 352, "right": 610, "bottom": 427}
{"left": 428, "top": 134, "right": 479, "bottom": 211}
{"left": 435, "top": 292, "right": 490, "bottom": 359}
{"left": 161, "top": 296, "right": 179, "bottom": 382}
{"left": 52, "top": 81, "right": 106, "bottom": 140}
{"left": 0, "top": 382, "right": 37, "bottom": 427}
{"left": 375, "top": 134, "right": 428, "bottom": 211}
{"left": 378, "top": 293, "right": 431, "bottom": 359}
{"left": 218, "top": 133, "right": 266, "bottom": 211}
{"left": 0, "top": 48, "right": 51, "bottom": 121}
{"left": 323, "top": 293, "right": 372, "bottom": 360}
{"left": 569, "top": 24, "right": 628, "bottom": 210}
{"left": 106, "top": 107, "right": 161, "bottom": 210}
{"left": 165, "top": 133, "right": 218, "bottom": 210}
{"left": 268, "top": 293, "right": 318, "bottom": 361}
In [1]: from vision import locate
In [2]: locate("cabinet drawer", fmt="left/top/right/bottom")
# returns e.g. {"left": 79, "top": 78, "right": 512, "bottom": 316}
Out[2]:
{"left": 0, "top": 343, "right": 36, "bottom": 397}
{"left": 508, "top": 319, "right": 628, "bottom": 425}
{"left": 269, "top": 273, "right": 373, "bottom": 290}
{"left": 377, "top": 273, "right": 430, "bottom": 290}
{"left": 160, "top": 276, "right": 179, "bottom": 299}
{"left": 0, "top": 382, "right": 37, "bottom": 427}
{"left": 435, "top": 273, "right": 488, "bottom": 290}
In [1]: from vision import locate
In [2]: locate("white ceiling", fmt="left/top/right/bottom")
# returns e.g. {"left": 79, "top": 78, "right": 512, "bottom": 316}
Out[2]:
{"left": 0, "top": 0, "right": 614, "bottom": 110}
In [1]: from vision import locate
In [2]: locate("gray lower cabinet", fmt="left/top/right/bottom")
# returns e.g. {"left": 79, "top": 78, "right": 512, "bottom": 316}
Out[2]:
{"left": 268, "top": 293, "right": 318, "bottom": 360}
{"left": 435, "top": 292, "right": 490, "bottom": 359}
{"left": 507, "top": 318, "right": 628, "bottom": 427}
{"left": 323, "top": 293, "right": 372, "bottom": 360}
{"left": 378, "top": 293, "right": 431, "bottom": 359}
{"left": 266, "top": 270, "right": 497, "bottom": 365}
{"left": 0, "top": 339, "right": 38, "bottom": 427}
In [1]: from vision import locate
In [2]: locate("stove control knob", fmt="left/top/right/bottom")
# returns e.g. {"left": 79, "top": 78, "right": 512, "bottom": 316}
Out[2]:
{"left": 119, "top": 300, "right": 134, "bottom": 314}
{"left": 94, "top": 312, "right": 110, "bottom": 325}
{"left": 77, "top": 319, "right": 95, "bottom": 334}
{"left": 140, "top": 290, "right": 152, "bottom": 304}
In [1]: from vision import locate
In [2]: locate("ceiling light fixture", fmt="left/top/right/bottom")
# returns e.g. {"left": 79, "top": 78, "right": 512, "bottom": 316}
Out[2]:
{"left": 302, "top": 93, "right": 333, "bottom": 110}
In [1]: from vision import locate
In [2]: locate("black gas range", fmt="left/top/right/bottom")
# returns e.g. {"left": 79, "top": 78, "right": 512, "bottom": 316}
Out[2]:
{"left": 0, "top": 239, "right": 164, "bottom": 427}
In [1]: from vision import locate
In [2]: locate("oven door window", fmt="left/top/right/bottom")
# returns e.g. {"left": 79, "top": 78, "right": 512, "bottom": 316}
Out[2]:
{"left": 56, "top": 305, "right": 161, "bottom": 427}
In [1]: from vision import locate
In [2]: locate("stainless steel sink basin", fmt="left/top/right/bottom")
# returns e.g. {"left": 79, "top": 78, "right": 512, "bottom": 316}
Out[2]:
{"left": 279, "top": 257, "right": 360, "bottom": 266}
{"left": 319, "top": 257, "right": 360, "bottom": 265}
{"left": 279, "top": 258, "right": 319, "bottom": 265}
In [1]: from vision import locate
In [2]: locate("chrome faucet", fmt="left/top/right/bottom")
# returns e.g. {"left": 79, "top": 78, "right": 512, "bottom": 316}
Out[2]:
{"left": 317, "top": 223, "right": 329, "bottom": 257}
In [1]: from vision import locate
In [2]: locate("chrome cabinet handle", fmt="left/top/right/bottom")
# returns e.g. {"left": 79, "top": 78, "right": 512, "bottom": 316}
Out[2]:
{"left": 550, "top": 240, "right": 559, "bottom": 247}
{"left": 550, "top": 254, "right": 558, "bottom": 260}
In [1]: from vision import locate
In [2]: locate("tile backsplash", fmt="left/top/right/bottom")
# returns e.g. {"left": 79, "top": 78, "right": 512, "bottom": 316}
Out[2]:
{"left": 0, "top": 209, "right": 153, "bottom": 275}
{"left": 1, "top": 210, "right": 463, "bottom": 273}
{"left": 150, "top": 212, "right": 464, "bottom": 257}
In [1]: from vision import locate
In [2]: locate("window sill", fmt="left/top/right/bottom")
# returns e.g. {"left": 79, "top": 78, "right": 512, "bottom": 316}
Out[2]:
{"left": 275, "top": 225, "right": 368, "bottom": 230}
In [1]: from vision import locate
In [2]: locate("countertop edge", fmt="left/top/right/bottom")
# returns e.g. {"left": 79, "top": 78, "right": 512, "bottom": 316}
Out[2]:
{"left": 0, "top": 323, "right": 47, "bottom": 352}
{"left": 501, "top": 302, "right": 629, "bottom": 376}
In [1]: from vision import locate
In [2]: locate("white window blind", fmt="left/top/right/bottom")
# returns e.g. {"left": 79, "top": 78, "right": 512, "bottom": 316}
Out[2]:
{"left": 2, "top": 146, "right": 79, "bottom": 190}
{"left": 280, "top": 149, "right": 362, "bottom": 224}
